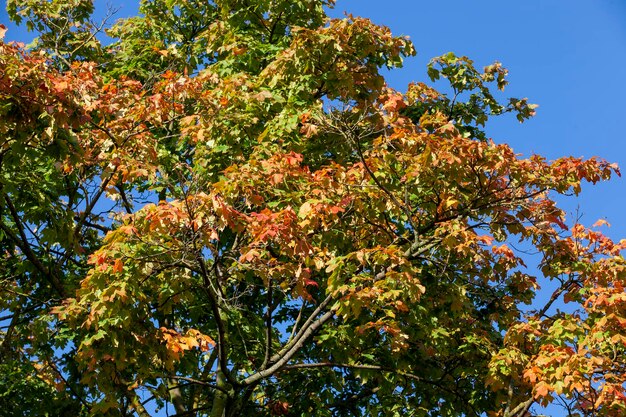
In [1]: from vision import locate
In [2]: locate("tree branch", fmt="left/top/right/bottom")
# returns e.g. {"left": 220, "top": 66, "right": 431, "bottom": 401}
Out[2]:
{"left": 261, "top": 278, "right": 273, "bottom": 370}
{"left": 243, "top": 309, "right": 335, "bottom": 386}
{"left": 268, "top": 293, "right": 334, "bottom": 364}
{"left": 505, "top": 397, "right": 534, "bottom": 417}
{"left": 1, "top": 195, "right": 66, "bottom": 297}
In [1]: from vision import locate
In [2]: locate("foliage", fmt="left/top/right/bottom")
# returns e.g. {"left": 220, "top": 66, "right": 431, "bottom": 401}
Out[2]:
{"left": 1, "top": 1, "right": 625, "bottom": 416}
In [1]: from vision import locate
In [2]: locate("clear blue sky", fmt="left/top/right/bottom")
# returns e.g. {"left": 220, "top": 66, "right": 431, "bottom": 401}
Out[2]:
{"left": 330, "top": 0, "right": 626, "bottom": 242}
{"left": 2, "top": 1, "right": 626, "bottom": 415}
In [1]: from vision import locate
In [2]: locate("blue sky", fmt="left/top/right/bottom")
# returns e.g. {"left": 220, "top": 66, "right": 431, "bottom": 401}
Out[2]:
{"left": 329, "top": 0, "right": 626, "bottom": 242}
{"left": 2, "top": 1, "right": 626, "bottom": 415}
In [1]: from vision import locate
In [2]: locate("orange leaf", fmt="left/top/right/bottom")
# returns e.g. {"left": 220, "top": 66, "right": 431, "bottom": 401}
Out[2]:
{"left": 112, "top": 259, "right": 124, "bottom": 273}
{"left": 593, "top": 218, "right": 610, "bottom": 228}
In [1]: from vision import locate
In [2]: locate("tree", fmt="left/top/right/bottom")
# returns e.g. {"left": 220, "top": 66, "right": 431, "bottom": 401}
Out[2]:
{"left": 1, "top": 1, "right": 625, "bottom": 416}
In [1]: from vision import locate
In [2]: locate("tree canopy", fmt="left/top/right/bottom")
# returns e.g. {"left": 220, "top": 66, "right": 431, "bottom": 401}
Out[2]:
{"left": 1, "top": 1, "right": 625, "bottom": 416}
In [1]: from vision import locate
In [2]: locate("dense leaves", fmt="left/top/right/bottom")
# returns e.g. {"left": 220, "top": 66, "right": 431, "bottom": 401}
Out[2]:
{"left": 1, "top": 1, "right": 625, "bottom": 416}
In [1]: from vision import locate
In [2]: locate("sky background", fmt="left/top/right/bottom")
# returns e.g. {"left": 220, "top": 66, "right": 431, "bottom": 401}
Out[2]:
{"left": 329, "top": 0, "right": 626, "bottom": 243}
{"left": 2, "top": 1, "right": 626, "bottom": 415}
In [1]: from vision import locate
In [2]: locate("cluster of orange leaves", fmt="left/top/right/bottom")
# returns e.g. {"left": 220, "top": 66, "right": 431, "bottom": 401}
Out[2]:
{"left": 159, "top": 327, "right": 215, "bottom": 357}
